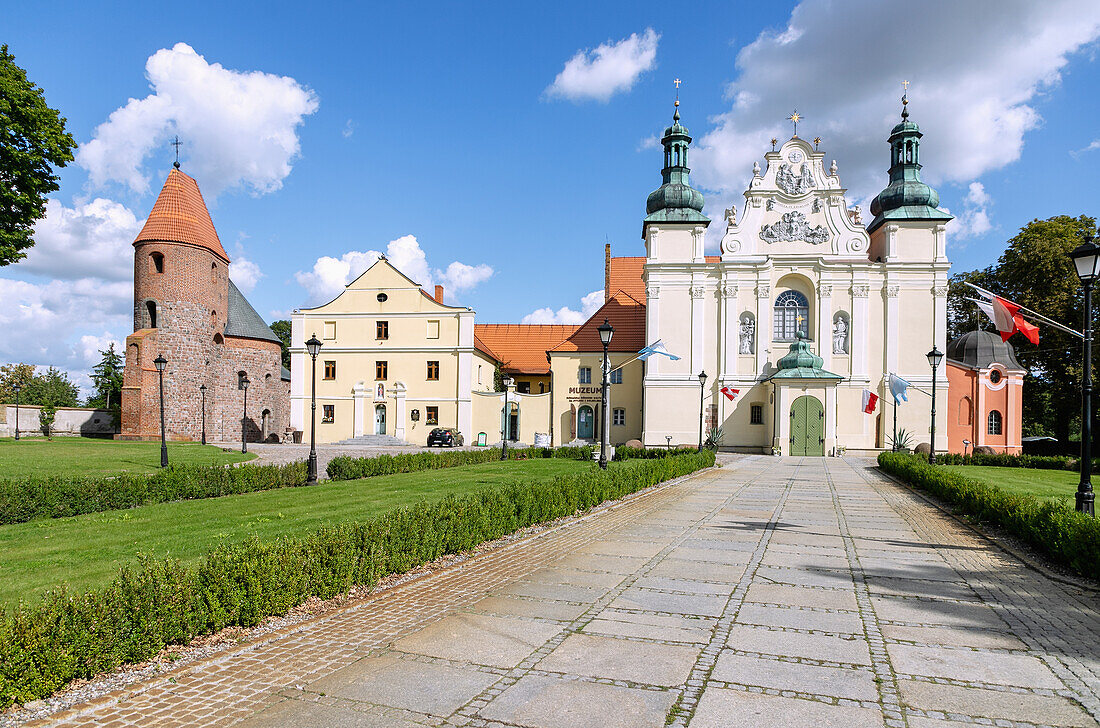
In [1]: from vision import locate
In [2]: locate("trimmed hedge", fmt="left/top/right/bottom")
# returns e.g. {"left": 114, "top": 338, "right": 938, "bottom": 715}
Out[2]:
{"left": 325, "top": 446, "right": 598, "bottom": 480}
{"left": 878, "top": 452, "right": 1100, "bottom": 582}
{"left": 928, "top": 452, "right": 1082, "bottom": 471}
{"left": 0, "top": 462, "right": 308, "bottom": 525}
{"left": 0, "top": 450, "right": 714, "bottom": 709}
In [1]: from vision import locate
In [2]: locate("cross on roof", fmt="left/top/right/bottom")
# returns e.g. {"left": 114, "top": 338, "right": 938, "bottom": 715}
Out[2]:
{"left": 788, "top": 110, "right": 802, "bottom": 137}
{"left": 171, "top": 136, "right": 182, "bottom": 169}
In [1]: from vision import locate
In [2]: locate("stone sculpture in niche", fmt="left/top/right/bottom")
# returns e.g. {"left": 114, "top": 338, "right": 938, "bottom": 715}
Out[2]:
{"left": 776, "top": 163, "right": 815, "bottom": 195}
{"left": 739, "top": 316, "right": 756, "bottom": 354}
{"left": 832, "top": 317, "right": 849, "bottom": 354}
{"left": 759, "top": 210, "right": 830, "bottom": 245}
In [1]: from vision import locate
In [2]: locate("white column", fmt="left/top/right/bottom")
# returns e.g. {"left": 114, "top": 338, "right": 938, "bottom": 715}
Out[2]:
{"left": 775, "top": 385, "right": 789, "bottom": 455}
{"left": 392, "top": 382, "right": 407, "bottom": 441}
{"left": 719, "top": 284, "right": 737, "bottom": 426}
{"left": 851, "top": 284, "right": 869, "bottom": 380}
{"left": 690, "top": 285, "right": 706, "bottom": 378}
{"left": 645, "top": 284, "right": 661, "bottom": 376}
{"left": 817, "top": 284, "right": 833, "bottom": 372}
{"left": 691, "top": 226, "right": 706, "bottom": 264}
{"left": 755, "top": 282, "right": 770, "bottom": 375}
{"left": 352, "top": 382, "right": 367, "bottom": 436}
{"left": 825, "top": 386, "right": 838, "bottom": 455}
{"left": 885, "top": 284, "right": 900, "bottom": 377}
{"left": 934, "top": 283, "right": 949, "bottom": 452}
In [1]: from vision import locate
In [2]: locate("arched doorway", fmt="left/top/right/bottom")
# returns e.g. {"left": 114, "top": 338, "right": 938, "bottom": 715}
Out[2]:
{"left": 577, "top": 405, "right": 594, "bottom": 440}
{"left": 261, "top": 409, "right": 271, "bottom": 441}
{"left": 790, "top": 395, "right": 824, "bottom": 456}
{"left": 374, "top": 404, "right": 386, "bottom": 435}
{"left": 501, "top": 402, "right": 519, "bottom": 441}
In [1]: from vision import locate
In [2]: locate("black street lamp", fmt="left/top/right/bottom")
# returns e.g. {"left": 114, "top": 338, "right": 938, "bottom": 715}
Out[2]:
{"left": 1069, "top": 235, "right": 1100, "bottom": 515}
{"left": 153, "top": 354, "right": 168, "bottom": 467}
{"left": 501, "top": 375, "right": 514, "bottom": 461}
{"left": 199, "top": 384, "right": 207, "bottom": 446}
{"left": 305, "top": 333, "right": 323, "bottom": 484}
{"left": 12, "top": 384, "right": 20, "bottom": 441}
{"left": 241, "top": 376, "right": 250, "bottom": 454}
{"left": 926, "top": 346, "right": 943, "bottom": 465}
{"left": 597, "top": 318, "right": 614, "bottom": 470}
{"left": 697, "top": 371, "right": 708, "bottom": 450}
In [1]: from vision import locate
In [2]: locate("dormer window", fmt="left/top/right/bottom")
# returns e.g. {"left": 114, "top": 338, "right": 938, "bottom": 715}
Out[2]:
{"left": 151, "top": 252, "right": 164, "bottom": 274}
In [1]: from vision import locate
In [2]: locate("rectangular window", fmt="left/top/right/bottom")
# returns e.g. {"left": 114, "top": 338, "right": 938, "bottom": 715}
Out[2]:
{"left": 478, "top": 364, "right": 482, "bottom": 385}
{"left": 750, "top": 404, "right": 763, "bottom": 425}
{"left": 376, "top": 320, "right": 389, "bottom": 340}
{"left": 426, "top": 406, "right": 439, "bottom": 425}
{"left": 579, "top": 367, "right": 591, "bottom": 384}
{"left": 323, "top": 360, "right": 336, "bottom": 380}
{"left": 427, "top": 360, "right": 439, "bottom": 380}
{"left": 427, "top": 320, "right": 440, "bottom": 339}
{"left": 322, "top": 404, "right": 334, "bottom": 423}
{"left": 323, "top": 321, "right": 336, "bottom": 340}
{"left": 376, "top": 361, "right": 388, "bottom": 380}
{"left": 610, "top": 368, "right": 623, "bottom": 384}
{"left": 517, "top": 381, "right": 530, "bottom": 393}
{"left": 613, "top": 408, "right": 625, "bottom": 426}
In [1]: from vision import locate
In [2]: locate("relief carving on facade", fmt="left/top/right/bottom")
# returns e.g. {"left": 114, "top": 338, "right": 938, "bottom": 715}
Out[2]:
{"left": 690, "top": 286, "right": 706, "bottom": 299}
{"left": 756, "top": 285, "right": 771, "bottom": 299}
{"left": 759, "top": 210, "right": 830, "bottom": 245}
{"left": 932, "top": 285, "right": 949, "bottom": 298}
{"left": 776, "top": 163, "right": 815, "bottom": 195}
{"left": 885, "top": 285, "right": 900, "bottom": 298}
{"left": 818, "top": 284, "right": 833, "bottom": 298}
{"left": 739, "top": 316, "right": 756, "bottom": 355}
{"left": 851, "top": 284, "right": 870, "bottom": 298}
{"left": 645, "top": 285, "right": 660, "bottom": 299}
{"left": 812, "top": 198, "right": 822, "bottom": 213}
{"left": 720, "top": 284, "right": 738, "bottom": 298}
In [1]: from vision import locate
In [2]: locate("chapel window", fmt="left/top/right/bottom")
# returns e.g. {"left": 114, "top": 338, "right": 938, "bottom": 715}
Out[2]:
{"left": 988, "top": 410, "right": 1003, "bottom": 436}
{"left": 324, "top": 361, "right": 336, "bottom": 380}
{"left": 773, "top": 290, "right": 809, "bottom": 341}
{"left": 376, "top": 361, "right": 388, "bottom": 380}
{"left": 427, "top": 360, "right": 439, "bottom": 380}
{"left": 377, "top": 321, "right": 389, "bottom": 340}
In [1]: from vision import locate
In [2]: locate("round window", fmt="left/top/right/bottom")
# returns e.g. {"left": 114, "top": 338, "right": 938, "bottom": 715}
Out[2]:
{"left": 989, "top": 370, "right": 1002, "bottom": 384}
{"left": 377, "top": 293, "right": 388, "bottom": 302}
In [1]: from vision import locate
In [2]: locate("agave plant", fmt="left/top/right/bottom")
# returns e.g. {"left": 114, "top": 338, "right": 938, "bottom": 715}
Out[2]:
{"left": 704, "top": 426, "right": 724, "bottom": 451}
{"left": 888, "top": 428, "right": 914, "bottom": 453}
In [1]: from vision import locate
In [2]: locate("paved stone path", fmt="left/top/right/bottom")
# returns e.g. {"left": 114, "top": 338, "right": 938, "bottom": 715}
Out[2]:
{"left": 27, "top": 457, "right": 1100, "bottom": 727}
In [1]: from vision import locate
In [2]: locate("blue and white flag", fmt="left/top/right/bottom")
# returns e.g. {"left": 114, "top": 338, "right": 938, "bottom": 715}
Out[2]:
{"left": 637, "top": 339, "right": 680, "bottom": 361}
{"left": 888, "top": 374, "right": 910, "bottom": 404}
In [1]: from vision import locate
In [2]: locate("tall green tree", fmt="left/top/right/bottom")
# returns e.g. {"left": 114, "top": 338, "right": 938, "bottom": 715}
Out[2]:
{"left": 20, "top": 367, "right": 79, "bottom": 408}
{"left": 86, "top": 343, "right": 124, "bottom": 409}
{"left": 0, "top": 44, "right": 77, "bottom": 266}
{"left": 0, "top": 362, "right": 34, "bottom": 403}
{"left": 269, "top": 320, "right": 291, "bottom": 370}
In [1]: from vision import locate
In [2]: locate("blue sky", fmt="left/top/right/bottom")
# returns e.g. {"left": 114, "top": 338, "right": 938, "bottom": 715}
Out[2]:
{"left": 3, "top": 0, "right": 1100, "bottom": 392}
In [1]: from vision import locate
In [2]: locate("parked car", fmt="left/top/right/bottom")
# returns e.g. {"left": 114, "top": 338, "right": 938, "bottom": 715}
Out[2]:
{"left": 427, "top": 427, "right": 464, "bottom": 447}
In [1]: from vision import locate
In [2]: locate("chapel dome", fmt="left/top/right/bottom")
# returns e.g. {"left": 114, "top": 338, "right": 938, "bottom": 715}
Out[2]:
{"left": 776, "top": 332, "right": 823, "bottom": 370}
{"left": 644, "top": 108, "right": 708, "bottom": 222}
{"left": 946, "top": 330, "right": 1024, "bottom": 371}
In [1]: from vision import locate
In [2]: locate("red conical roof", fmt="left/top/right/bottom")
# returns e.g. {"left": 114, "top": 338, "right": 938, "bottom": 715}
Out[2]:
{"left": 133, "top": 168, "right": 229, "bottom": 262}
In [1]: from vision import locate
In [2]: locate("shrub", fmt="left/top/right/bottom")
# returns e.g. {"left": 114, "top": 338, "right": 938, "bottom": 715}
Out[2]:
{"left": 326, "top": 445, "right": 597, "bottom": 480}
{"left": 917, "top": 451, "right": 1082, "bottom": 471}
{"left": 0, "top": 461, "right": 308, "bottom": 525}
{"left": 0, "top": 450, "right": 715, "bottom": 709}
{"left": 878, "top": 452, "right": 1100, "bottom": 582}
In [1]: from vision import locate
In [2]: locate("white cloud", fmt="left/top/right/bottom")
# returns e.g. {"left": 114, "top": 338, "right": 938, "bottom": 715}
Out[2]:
{"left": 637, "top": 134, "right": 661, "bottom": 152}
{"left": 342, "top": 119, "right": 356, "bottom": 138}
{"left": 230, "top": 256, "right": 263, "bottom": 293}
{"left": 19, "top": 198, "right": 143, "bottom": 281}
{"left": 545, "top": 29, "right": 659, "bottom": 102}
{"left": 294, "top": 235, "right": 494, "bottom": 305}
{"left": 1071, "top": 139, "right": 1100, "bottom": 157}
{"left": 691, "top": 0, "right": 1100, "bottom": 240}
{"left": 948, "top": 181, "right": 994, "bottom": 240}
{"left": 522, "top": 290, "right": 604, "bottom": 325}
{"left": 77, "top": 43, "right": 319, "bottom": 197}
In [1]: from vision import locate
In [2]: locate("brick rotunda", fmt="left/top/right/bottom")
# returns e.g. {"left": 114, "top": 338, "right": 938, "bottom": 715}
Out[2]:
{"left": 120, "top": 165, "right": 290, "bottom": 443}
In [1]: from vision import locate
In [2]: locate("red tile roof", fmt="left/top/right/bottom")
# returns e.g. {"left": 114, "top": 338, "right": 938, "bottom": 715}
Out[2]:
{"left": 549, "top": 291, "right": 646, "bottom": 354}
{"left": 474, "top": 324, "right": 578, "bottom": 374}
{"left": 134, "top": 168, "right": 230, "bottom": 262}
{"left": 607, "top": 255, "right": 719, "bottom": 303}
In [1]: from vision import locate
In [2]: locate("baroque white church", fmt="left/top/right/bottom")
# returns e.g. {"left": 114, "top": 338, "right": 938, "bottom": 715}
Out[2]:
{"left": 640, "top": 97, "right": 952, "bottom": 455}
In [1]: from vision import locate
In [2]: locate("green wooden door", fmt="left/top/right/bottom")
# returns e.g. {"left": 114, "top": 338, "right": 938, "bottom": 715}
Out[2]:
{"left": 790, "top": 395, "right": 825, "bottom": 456}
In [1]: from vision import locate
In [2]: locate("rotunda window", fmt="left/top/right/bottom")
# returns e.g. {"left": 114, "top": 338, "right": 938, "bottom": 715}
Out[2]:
{"left": 773, "top": 290, "right": 809, "bottom": 341}
{"left": 989, "top": 370, "right": 1002, "bottom": 384}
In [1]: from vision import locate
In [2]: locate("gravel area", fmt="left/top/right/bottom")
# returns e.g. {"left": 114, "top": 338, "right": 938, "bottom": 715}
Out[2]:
{"left": 207, "top": 441, "right": 483, "bottom": 477}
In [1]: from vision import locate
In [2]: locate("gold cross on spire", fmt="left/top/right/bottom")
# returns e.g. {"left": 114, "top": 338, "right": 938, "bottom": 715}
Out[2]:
{"left": 903, "top": 79, "right": 910, "bottom": 92}
{"left": 171, "top": 135, "right": 182, "bottom": 169}
{"left": 788, "top": 110, "right": 802, "bottom": 137}
{"left": 901, "top": 80, "right": 910, "bottom": 119}
{"left": 674, "top": 78, "right": 681, "bottom": 109}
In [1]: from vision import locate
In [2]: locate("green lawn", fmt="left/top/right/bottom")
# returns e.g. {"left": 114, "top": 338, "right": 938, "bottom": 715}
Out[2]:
{"left": 942, "top": 465, "right": 1080, "bottom": 502}
{"left": 0, "top": 458, "right": 596, "bottom": 607}
{"left": 0, "top": 437, "right": 255, "bottom": 478}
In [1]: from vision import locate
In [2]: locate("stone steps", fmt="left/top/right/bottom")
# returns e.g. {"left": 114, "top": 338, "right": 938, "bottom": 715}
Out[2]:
{"left": 333, "top": 434, "right": 413, "bottom": 447}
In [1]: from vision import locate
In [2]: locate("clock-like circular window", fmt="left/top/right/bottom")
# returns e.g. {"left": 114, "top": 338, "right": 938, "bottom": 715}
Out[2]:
{"left": 377, "top": 293, "right": 388, "bottom": 302}
{"left": 989, "top": 370, "right": 1002, "bottom": 384}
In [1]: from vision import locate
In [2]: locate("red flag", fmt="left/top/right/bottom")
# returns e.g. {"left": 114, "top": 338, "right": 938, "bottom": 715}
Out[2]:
{"left": 862, "top": 389, "right": 879, "bottom": 414}
{"left": 720, "top": 386, "right": 739, "bottom": 401}
{"left": 991, "top": 295, "right": 1040, "bottom": 345}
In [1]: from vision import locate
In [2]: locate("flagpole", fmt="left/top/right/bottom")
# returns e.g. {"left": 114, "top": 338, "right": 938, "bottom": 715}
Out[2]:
{"left": 893, "top": 397, "right": 898, "bottom": 452}
{"left": 963, "top": 282, "right": 1083, "bottom": 338}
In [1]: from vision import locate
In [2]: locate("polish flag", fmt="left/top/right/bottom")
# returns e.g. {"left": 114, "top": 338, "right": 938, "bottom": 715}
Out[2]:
{"left": 967, "top": 286, "right": 1039, "bottom": 345}
{"left": 720, "top": 386, "right": 739, "bottom": 401}
{"left": 862, "top": 389, "right": 879, "bottom": 414}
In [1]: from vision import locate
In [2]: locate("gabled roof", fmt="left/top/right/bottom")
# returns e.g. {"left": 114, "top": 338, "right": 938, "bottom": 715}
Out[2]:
{"left": 607, "top": 255, "right": 720, "bottom": 304}
{"left": 549, "top": 291, "right": 646, "bottom": 354}
{"left": 134, "top": 168, "right": 229, "bottom": 262}
{"left": 225, "top": 279, "right": 281, "bottom": 344}
{"left": 474, "top": 324, "right": 578, "bottom": 374}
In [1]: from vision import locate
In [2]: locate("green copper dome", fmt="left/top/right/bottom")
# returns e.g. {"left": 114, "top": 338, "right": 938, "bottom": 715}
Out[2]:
{"left": 867, "top": 98, "right": 952, "bottom": 233}
{"left": 643, "top": 107, "right": 709, "bottom": 228}
{"left": 768, "top": 332, "right": 843, "bottom": 381}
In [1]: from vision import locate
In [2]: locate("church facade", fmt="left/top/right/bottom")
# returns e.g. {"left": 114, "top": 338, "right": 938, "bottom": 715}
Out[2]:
{"left": 638, "top": 99, "right": 952, "bottom": 454}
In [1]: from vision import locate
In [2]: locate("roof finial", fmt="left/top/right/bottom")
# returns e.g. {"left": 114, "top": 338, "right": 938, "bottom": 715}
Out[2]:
{"left": 901, "top": 80, "right": 910, "bottom": 120}
{"left": 171, "top": 135, "right": 182, "bottom": 169}
{"left": 787, "top": 110, "right": 802, "bottom": 137}
{"left": 673, "top": 78, "right": 681, "bottom": 121}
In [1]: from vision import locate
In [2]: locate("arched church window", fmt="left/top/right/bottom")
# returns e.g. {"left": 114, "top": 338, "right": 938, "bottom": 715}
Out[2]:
{"left": 959, "top": 396, "right": 972, "bottom": 426}
{"left": 988, "top": 410, "right": 1002, "bottom": 436}
{"left": 145, "top": 300, "right": 157, "bottom": 329}
{"left": 773, "top": 290, "right": 809, "bottom": 341}
{"left": 238, "top": 370, "right": 248, "bottom": 390}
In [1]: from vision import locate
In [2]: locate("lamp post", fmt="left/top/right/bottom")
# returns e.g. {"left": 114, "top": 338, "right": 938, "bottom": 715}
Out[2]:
{"left": 305, "top": 333, "right": 322, "bottom": 484}
{"left": 199, "top": 384, "right": 207, "bottom": 446}
{"left": 12, "top": 384, "right": 20, "bottom": 441}
{"left": 698, "top": 371, "right": 708, "bottom": 450}
{"left": 153, "top": 354, "right": 168, "bottom": 467}
{"left": 241, "top": 376, "right": 250, "bottom": 454}
{"left": 501, "top": 375, "right": 514, "bottom": 460}
{"left": 597, "top": 318, "right": 614, "bottom": 470}
{"left": 963, "top": 439, "right": 972, "bottom": 458}
{"left": 1069, "top": 235, "right": 1100, "bottom": 515}
{"left": 926, "top": 347, "right": 943, "bottom": 465}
